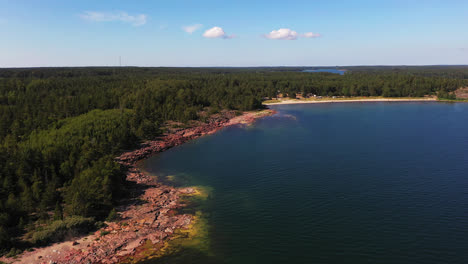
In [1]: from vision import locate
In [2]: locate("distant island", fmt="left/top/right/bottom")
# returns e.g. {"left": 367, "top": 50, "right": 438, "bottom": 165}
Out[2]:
{"left": 0, "top": 66, "right": 467, "bottom": 263}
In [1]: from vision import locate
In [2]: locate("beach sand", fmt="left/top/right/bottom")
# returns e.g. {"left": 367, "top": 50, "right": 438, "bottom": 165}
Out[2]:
{"left": 263, "top": 97, "right": 437, "bottom": 105}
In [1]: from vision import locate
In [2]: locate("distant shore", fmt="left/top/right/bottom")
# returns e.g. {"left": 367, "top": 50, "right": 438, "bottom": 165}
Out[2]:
{"left": 263, "top": 97, "right": 437, "bottom": 105}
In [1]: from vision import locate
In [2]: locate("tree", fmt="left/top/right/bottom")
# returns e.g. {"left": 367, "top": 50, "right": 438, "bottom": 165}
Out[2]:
{"left": 53, "top": 201, "right": 63, "bottom": 221}
{"left": 106, "top": 208, "right": 118, "bottom": 222}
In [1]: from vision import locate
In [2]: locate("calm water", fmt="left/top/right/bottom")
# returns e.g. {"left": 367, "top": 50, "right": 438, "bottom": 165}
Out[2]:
{"left": 302, "top": 69, "right": 345, "bottom": 75}
{"left": 143, "top": 102, "right": 468, "bottom": 264}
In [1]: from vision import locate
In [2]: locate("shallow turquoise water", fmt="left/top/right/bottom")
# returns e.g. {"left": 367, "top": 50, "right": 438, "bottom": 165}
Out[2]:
{"left": 143, "top": 102, "right": 468, "bottom": 264}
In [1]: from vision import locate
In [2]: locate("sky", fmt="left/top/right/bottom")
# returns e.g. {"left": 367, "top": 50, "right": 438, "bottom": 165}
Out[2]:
{"left": 0, "top": 0, "right": 468, "bottom": 67}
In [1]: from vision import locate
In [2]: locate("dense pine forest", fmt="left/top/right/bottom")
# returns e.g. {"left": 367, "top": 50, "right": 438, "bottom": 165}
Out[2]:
{"left": 0, "top": 66, "right": 467, "bottom": 255}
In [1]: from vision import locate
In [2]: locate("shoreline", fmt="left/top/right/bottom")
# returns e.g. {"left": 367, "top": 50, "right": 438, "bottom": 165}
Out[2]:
{"left": 263, "top": 97, "right": 438, "bottom": 105}
{"left": 4, "top": 109, "right": 275, "bottom": 264}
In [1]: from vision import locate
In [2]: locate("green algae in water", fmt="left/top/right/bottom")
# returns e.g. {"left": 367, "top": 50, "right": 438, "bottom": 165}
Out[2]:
{"left": 160, "top": 172, "right": 195, "bottom": 187}
{"left": 138, "top": 186, "right": 216, "bottom": 264}
{"left": 162, "top": 211, "right": 211, "bottom": 256}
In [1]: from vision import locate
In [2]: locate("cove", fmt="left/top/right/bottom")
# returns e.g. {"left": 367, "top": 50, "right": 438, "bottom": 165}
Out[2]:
{"left": 142, "top": 102, "right": 468, "bottom": 264}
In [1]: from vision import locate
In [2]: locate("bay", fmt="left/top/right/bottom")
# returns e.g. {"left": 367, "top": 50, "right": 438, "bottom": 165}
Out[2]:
{"left": 143, "top": 102, "right": 468, "bottom": 264}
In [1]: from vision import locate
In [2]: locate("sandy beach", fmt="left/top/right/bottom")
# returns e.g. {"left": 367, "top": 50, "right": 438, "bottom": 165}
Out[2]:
{"left": 263, "top": 97, "right": 437, "bottom": 105}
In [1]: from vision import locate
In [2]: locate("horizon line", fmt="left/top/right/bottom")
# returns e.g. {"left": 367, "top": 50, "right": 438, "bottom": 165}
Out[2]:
{"left": 2, "top": 64, "right": 468, "bottom": 69}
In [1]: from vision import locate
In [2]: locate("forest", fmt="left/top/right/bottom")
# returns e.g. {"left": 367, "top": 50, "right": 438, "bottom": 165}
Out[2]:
{"left": 0, "top": 66, "right": 467, "bottom": 255}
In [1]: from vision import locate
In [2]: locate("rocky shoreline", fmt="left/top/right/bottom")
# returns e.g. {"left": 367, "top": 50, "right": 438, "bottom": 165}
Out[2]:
{"left": 6, "top": 109, "right": 274, "bottom": 264}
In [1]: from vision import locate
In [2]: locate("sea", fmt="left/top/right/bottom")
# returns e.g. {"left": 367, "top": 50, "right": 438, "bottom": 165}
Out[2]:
{"left": 302, "top": 69, "right": 345, "bottom": 75}
{"left": 142, "top": 102, "right": 468, "bottom": 264}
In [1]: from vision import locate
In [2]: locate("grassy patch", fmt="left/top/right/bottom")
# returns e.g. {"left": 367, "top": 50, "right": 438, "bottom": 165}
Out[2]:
{"left": 30, "top": 216, "right": 95, "bottom": 246}
{"left": 263, "top": 99, "right": 281, "bottom": 104}
{"left": 100, "top": 230, "right": 110, "bottom": 237}
{"left": 4, "top": 248, "right": 22, "bottom": 258}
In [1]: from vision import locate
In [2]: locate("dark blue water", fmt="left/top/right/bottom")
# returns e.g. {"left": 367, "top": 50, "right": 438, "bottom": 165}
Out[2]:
{"left": 302, "top": 69, "right": 345, "bottom": 75}
{"left": 143, "top": 102, "right": 468, "bottom": 264}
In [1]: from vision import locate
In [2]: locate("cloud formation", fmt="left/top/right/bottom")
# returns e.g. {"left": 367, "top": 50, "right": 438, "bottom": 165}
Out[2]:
{"left": 183, "top": 24, "right": 202, "bottom": 34}
{"left": 80, "top": 11, "right": 147, "bottom": 26}
{"left": 302, "top": 32, "right": 321, "bottom": 38}
{"left": 264, "top": 28, "right": 321, "bottom": 40}
{"left": 203, "top": 26, "right": 235, "bottom": 39}
{"left": 264, "top": 28, "right": 298, "bottom": 40}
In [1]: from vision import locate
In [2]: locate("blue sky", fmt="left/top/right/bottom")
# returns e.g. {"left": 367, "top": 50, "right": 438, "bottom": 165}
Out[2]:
{"left": 1, "top": 0, "right": 467, "bottom": 67}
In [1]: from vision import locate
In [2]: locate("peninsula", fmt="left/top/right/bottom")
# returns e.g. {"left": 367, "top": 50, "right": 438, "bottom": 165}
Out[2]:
{"left": 1, "top": 109, "right": 274, "bottom": 264}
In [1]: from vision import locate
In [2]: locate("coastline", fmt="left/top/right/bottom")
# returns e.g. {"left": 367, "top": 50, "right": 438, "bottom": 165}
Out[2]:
{"left": 4, "top": 109, "right": 275, "bottom": 264}
{"left": 263, "top": 97, "right": 438, "bottom": 105}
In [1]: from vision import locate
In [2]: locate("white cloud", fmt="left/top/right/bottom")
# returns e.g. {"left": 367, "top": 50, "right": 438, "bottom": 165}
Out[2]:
{"left": 80, "top": 11, "right": 147, "bottom": 26}
{"left": 203, "top": 26, "right": 235, "bottom": 39}
{"left": 264, "top": 28, "right": 299, "bottom": 40}
{"left": 264, "top": 28, "right": 321, "bottom": 40}
{"left": 183, "top": 24, "right": 202, "bottom": 34}
{"left": 302, "top": 32, "right": 321, "bottom": 38}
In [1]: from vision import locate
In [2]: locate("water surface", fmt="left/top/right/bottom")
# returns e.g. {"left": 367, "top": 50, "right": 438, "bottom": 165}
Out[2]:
{"left": 143, "top": 102, "right": 468, "bottom": 264}
{"left": 302, "top": 69, "right": 346, "bottom": 75}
